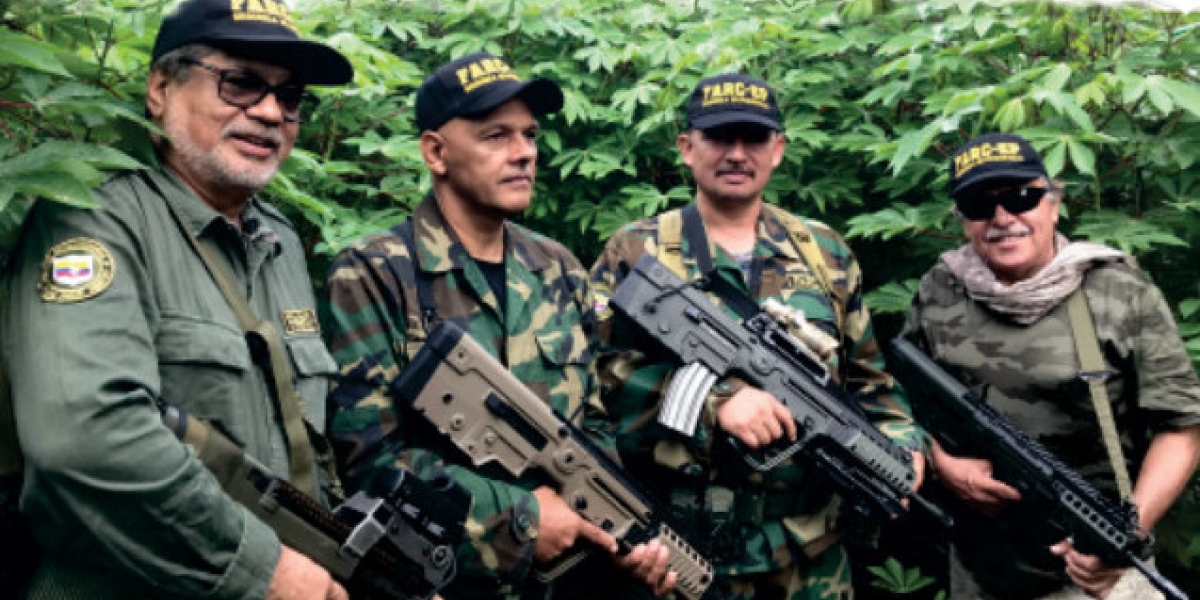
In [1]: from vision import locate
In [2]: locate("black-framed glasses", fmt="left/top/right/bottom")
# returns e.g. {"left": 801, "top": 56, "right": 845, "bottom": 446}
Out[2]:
{"left": 180, "top": 58, "right": 316, "bottom": 123}
{"left": 955, "top": 186, "right": 1047, "bottom": 221}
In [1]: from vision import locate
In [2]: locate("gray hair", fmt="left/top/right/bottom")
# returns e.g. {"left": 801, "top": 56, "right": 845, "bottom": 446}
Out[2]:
{"left": 1047, "top": 178, "right": 1065, "bottom": 203}
{"left": 150, "top": 44, "right": 216, "bottom": 83}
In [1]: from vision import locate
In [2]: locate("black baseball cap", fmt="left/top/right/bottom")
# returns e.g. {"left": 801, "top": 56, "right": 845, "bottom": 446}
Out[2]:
{"left": 685, "top": 73, "right": 783, "bottom": 132}
{"left": 151, "top": 0, "right": 352, "bottom": 85}
{"left": 949, "top": 133, "right": 1048, "bottom": 199}
{"left": 415, "top": 52, "right": 564, "bottom": 132}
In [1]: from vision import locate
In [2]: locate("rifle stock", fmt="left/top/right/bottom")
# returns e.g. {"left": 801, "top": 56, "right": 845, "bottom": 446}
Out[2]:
{"left": 391, "top": 320, "right": 714, "bottom": 600}
{"left": 161, "top": 402, "right": 467, "bottom": 600}
{"left": 888, "top": 337, "right": 1188, "bottom": 600}
{"left": 608, "top": 254, "right": 942, "bottom": 525}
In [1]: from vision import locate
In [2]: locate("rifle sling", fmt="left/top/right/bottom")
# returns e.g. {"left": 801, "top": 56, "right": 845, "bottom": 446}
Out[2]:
{"left": 1066, "top": 288, "right": 1134, "bottom": 498}
{"left": 163, "top": 201, "right": 320, "bottom": 501}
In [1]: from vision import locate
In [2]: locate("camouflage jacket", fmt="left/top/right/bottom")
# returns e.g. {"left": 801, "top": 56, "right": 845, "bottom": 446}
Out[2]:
{"left": 323, "top": 193, "right": 609, "bottom": 598}
{"left": 905, "top": 253, "right": 1200, "bottom": 598}
{"left": 590, "top": 203, "right": 920, "bottom": 576}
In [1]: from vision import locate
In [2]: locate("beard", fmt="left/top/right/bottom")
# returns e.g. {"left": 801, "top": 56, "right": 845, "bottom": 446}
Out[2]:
{"left": 163, "top": 117, "right": 284, "bottom": 196}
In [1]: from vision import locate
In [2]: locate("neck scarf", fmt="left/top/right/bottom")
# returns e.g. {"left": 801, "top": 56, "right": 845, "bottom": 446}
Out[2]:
{"left": 939, "top": 233, "right": 1131, "bottom": 324}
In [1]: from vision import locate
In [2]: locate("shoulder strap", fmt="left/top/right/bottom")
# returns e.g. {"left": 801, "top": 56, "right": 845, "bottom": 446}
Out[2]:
{"left": 400, "top": 221, "right": 439, "bottom": 333}
{"left": 681, "top": 204, "right": 714, "bottom": 277}
{"left": 165, "top": 205, "right": 321, "bottom": 500}
{"left": 762, "top": 204, "right": 844, "bottom": 331}
{"left": 1066, "top": 288, "right": 1134, "bottom": 498}
{"left": 655, "top": 208, "right": 687, "bottom": 280}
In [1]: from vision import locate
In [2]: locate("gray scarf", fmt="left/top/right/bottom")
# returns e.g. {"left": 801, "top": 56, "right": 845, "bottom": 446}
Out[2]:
{"left": 939, "top": 233, "right": 1131, "bottom": 324}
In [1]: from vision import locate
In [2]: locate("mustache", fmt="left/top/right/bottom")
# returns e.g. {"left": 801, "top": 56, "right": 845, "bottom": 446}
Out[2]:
{"left": 984, "top": 225, "right": 1032, "bottom": 242}
{"left": 222, "top": 124, "right": 284, "bottom": 148}
{"left": 716, "top": 166, "right": 754, "bottom": 176}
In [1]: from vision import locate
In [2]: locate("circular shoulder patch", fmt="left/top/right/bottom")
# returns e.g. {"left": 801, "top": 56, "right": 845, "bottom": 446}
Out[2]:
{"left": 39, "top": 238, "right": 116, "bottom": 303}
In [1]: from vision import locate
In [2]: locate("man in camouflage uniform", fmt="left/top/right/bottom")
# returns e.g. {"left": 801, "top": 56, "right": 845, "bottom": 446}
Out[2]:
{"left": 905, "top": 133, "right": 1200, "bottom": 599}
{"left": 589, "top": 73, "right": 925, "bottom": 600}
{"left": 0, "top": 0, "right": 353, "bottom": 598}
{"left": 322, "top": 53, "right": 673, "bottom": 600}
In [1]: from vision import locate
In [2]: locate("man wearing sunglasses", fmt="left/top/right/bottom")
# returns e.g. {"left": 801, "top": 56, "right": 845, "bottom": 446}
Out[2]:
{"left": 1, "top": 0, "right": 354, "bottom": 598}
{"left": 905, "top": 133, "right": 1200, "bottom": 599}
{"left": 588, "top": 73, "right": 925, "bottom": 600}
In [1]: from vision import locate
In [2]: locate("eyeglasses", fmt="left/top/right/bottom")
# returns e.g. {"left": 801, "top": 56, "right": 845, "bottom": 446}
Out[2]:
{"left": 180, "top": 58, "right": 316, "bottom": 123}
{"left": 955, "top": 186, "right": 1047, "bottom": 221}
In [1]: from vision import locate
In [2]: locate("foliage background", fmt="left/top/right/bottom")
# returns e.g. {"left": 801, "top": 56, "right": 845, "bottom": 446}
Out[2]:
{"left": 1, "top": 0, "right": 1198, "bottom": 594}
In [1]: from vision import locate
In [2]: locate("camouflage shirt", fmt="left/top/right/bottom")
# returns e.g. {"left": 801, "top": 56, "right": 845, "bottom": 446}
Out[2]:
{"left": 590, "top": 203, "right": 920, "bottom": 577}
{"left": 323, "top": 193, "right": 610, "bottom": 598}
{"left": 906, "top": 254, "right": 1200, "bottom": 598}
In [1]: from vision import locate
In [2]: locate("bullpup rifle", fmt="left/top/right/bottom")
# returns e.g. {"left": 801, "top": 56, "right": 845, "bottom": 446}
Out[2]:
{"left": 391, "top": 320, "right": 714, "bottom": 600}
{"left": 160, "top": 401, "right": 468, "bottom": 600}
{"left": 608, "top": 254, "right": 946, "bottom": 525}
{"left": 888, "top": 337, "right": 1187, "bottom": 600}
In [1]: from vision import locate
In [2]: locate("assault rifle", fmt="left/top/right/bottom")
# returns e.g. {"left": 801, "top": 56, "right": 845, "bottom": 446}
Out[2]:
{"left": 888, "top": 337, "right": 1188, "bottom": 600}
{"left": 160, "top": 401, "right": 468, "bottom": 600}
{"left": 391, "top": 320, "right": 714, "bottom": 600}
{"left": 608, "top": 254, "right": 945, "bottom": 525}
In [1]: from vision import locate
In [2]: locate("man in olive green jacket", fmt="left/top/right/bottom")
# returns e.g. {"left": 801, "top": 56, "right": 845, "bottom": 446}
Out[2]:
{"left": 0, "top": 0, "right": 352, "bottom": 598}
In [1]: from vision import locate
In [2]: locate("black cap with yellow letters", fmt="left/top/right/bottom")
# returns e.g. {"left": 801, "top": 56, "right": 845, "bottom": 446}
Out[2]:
{"left": 414, "top": 52, "right": 564, "bottom": 132}
{"left": 151, "top": 0, "right": 352, "bottom": 85}
{"left": 948, "top": 133, "right": 1048, "bottom": 200}
{"left": 686, "top": 73, "right": 783, "bottom": 132}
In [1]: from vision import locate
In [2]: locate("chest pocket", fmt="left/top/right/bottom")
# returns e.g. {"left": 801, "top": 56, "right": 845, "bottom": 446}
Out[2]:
{"left": 285, "top": 335, "right": 338, "bottom": 432}
{"left": 156, "top": 315, "right": 252, "bottom": 436}
{"left": 534, "top": 328, "right": 592, "bottom": 420}
{"left": 778, "top": 287, "right": 840, "bottom": 340}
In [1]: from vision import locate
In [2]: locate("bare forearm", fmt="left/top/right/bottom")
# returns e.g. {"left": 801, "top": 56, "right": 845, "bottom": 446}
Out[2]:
{"left": 1133, "top": 424, "right": 1200, "bottom": 530}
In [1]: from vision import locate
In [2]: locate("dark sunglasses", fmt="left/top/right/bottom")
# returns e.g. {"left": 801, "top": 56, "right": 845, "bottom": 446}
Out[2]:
{"left": 955, "top": 186, "right": 1047, "bottom": 221}
{"left": 180, "top": 58, "right": 316, "bottom": 123}
{"left": 700, "top": 125, "right": 775, "bottom": 145}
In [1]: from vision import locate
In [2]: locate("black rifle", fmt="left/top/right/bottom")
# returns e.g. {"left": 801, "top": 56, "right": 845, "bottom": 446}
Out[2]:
{"left": 160, "top": 401, "right": 469, "bottom": 600}
{"left": 391, "top": 320, "right": 714, "bottom": 600}
{"left": 888, "top": 337, "right": 1188, "bottom": 600}
{"left": 608, "top": 254, "right": 946, "bottom": 525}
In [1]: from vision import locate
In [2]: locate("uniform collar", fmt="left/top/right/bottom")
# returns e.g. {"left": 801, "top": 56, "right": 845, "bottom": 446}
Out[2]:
{"left": 410, "top": 192, "right": 553, "bottom": 274}
{"left": 148, "top": 166, "right": 282, "bottom": 257}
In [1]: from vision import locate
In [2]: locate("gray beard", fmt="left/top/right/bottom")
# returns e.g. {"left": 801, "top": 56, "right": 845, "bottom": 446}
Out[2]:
{"left": 163, "top": 119, "right": 278, "bottom": 195}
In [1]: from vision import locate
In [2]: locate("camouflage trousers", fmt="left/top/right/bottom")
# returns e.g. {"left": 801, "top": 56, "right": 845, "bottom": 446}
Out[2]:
{"left": 948, "top": 548, "right": 1163, "bottom": 600}
{"left": 709, "top": 544, "right": 854, "bottom": 600}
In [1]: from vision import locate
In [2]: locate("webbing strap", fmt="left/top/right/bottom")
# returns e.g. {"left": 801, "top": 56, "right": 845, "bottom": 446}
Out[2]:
{"left": 1066, "top": 289, "right": 1134, "bottom": 498}
{"left": 681, "top": 204, "right": 715, "bottom": 277}
{"left": 400, "top": 221, "right": 439, "bottom": 333}
{"left": 769, "top": 206, "right": 842, "bottom": 332}
{"left": 655, "top": 209, "right": 687, "bottom": 280}
{"left": 164, "top": 204, "right": 319, "bottom": 500}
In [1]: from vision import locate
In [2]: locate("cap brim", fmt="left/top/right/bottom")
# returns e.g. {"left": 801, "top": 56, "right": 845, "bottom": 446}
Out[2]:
{"left": 207, "top": 37, "right": 353, "bottom": 85}
{"left": 951, "top": 167, "right": 1047, "bottom": 198}
{"left": 690, "top": 112, "right": 783, "bottom": 132}
{"left": 460, "top": 77, "right": 564, "bottom": 119}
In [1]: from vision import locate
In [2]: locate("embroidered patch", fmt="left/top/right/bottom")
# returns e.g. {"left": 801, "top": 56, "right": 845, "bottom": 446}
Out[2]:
{"left": 39, "top": 238, "right": 115, "bottom": 303}
{"left": 591, "top": 292, "right": 610, "bottom": 316}
{"left": 282, "top": 308, "right": 320, "bottom": 335}
{"left": 784, "top": 272, "right": 820, "bottom": 290}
